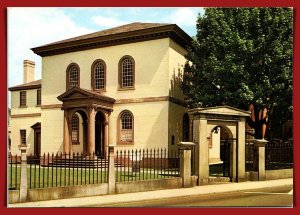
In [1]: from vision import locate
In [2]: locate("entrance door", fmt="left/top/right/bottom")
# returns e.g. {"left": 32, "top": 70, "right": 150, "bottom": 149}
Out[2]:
{"left": 34, "top": 131, "right": 41, "bottom": 156}
{"left": 95, "top": 112, "right": 105, "bottom": 158}
{"left": 31, "top": 122, "right": 41, "bottom": 157}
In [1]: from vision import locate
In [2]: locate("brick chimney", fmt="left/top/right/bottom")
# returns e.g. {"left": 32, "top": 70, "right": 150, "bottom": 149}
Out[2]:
{"left": 23, "top": 60, "right": 35, "bottom": 84}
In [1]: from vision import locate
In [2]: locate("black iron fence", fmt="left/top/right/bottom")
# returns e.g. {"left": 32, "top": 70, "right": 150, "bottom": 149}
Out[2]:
{"left": 8, "top": 154, "right": 20, "bottom": 190}
{"left": 245, "top": 140, "right": 293, "bottom": 171}
{"left": 245, "top": 142, "right": 256, "bottom": 171}
{"left": 115, "top": 148, "right": 180, "bottom": 182}
{"left": 266, "top": 140, "right": 293, "bottom": 170}
{"left": 8, "top": 153, "right": 108, "bottom": 190}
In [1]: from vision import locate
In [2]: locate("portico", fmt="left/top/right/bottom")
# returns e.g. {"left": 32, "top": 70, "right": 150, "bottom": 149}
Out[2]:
{"left": 57, "top": 87, "right": 115, "bottom": 158}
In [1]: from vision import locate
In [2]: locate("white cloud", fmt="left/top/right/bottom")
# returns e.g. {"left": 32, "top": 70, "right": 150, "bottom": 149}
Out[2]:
{"left": 7, "top": 7, "right": 94, "bottom": 89}
{"left": 167, "top": 8, "right": 198, "bottom": 26}
{"left": 91, "top": 16, "right": 128, "bottom": 28}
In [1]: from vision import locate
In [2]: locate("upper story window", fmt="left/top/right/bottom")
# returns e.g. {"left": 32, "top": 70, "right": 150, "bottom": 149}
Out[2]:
{"left": 20, "top": 129, "right": 26, "bottom": 145}
{"left": 119, "top": 56, "right": 135, "bottom": 89}
{"left": 71, "top": 114, "right": 79, "bottom": 144}
{"left": 20, "top": 91, "right": 27, "bottom": 107}
{"left": 92, "top": 60, "right": 106, "bottom": 91}
{"left": 37, "top": 89, "right": 41, "bottom": 106}
{"left": 66, "top": 63, "right": 80, "bottom": 89}
{"left": 118, "top": 110, "right": 134, "bottom": 144}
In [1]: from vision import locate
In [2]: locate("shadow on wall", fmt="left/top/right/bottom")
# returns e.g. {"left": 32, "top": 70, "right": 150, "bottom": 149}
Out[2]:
{"left": 168, "top": 65, "right": 189, "bottom": 152}
{"left": 169, "top": 67, "right": 185, "bottom": 101}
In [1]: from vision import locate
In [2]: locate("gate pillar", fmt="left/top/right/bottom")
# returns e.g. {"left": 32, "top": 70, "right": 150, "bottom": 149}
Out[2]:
{"left": 253, "top": 139, "right": 268, "bottom": 181}
{"left": 198, "top": 119, "right": 209, "bottom": 185}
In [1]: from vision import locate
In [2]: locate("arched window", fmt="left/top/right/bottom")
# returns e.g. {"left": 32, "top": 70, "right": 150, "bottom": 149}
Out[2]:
{"left": 119, "top": 56, "right": 135, "bottom": 89}
{"left": 92, "top": 60, "right": 106, "bottom": 91}
{"left": 66, "top": 63, "right": 80, "bottom": 89}
{"left": 182, "top": 113, "right": 190, "bottom": 141}
{"left": 71, "top": 114, "right": 79, "bottom": 144}
{"left": 118, "top": 111, "right": 134, "bottom": 143}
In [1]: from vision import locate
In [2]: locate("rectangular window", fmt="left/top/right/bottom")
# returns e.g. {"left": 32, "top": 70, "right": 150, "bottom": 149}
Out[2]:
{"left": 37, "top": 89, "right": 41, "bottom": 105}
{"left": 20, "top": 129, "right": 26, "bottom": 145}
{"left": 20, "top": 91, "right": 27, "bottom": 107}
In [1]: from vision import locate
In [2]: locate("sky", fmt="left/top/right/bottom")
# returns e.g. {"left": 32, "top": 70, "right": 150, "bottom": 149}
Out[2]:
{"left": 7, "top": 7, "right": 204, "bottom": 92}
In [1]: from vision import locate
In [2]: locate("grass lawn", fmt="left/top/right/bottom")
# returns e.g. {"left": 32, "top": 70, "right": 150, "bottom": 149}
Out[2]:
{"left": 8, "top": 165, "right": 108, "bottom": 190}
{"left": 8, "top": 166, "right": 180, "bottom": 190}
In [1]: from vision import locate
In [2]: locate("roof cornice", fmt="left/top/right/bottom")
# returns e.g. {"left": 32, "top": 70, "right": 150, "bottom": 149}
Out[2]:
{"left": 31, "top": 24, "right": 192, "bottom": 57}
{"left": 9, "top": 84, "right": 41, "bottom": 91}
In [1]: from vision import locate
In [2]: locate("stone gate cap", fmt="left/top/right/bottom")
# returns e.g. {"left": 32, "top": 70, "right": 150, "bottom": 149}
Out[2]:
{"left": 177, "top": 141, "right": 195, "bottom": 149}
{"left": 188, "top": 105, "right": 251, "bottom": 117}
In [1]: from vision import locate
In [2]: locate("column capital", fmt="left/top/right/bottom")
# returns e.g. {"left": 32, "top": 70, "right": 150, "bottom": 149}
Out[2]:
{"left": 87, "top": 104, "right": 97, "bottom": 112}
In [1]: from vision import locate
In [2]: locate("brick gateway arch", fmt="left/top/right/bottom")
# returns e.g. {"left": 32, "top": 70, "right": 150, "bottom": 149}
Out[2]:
{"left": 189, "top": 106, "right": 251, "bottom": 185}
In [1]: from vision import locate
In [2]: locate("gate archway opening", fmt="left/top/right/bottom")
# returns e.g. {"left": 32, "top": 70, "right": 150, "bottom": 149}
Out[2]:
{"left": 208, "top": 125, "right": 234, "bottom": 181}
{"left": 190, "top": 106, "right": 250, "bottom": 185}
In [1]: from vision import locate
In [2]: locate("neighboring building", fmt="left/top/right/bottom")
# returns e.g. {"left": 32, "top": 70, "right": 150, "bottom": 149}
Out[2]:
{"left": 9, "top": 60, "right": 41, "bottom": 155}
{"left": 8, "top": 108, "right": 11, "bottom": 151}
{"left": 9, "top": 23, "right": 193, "bottom": 157}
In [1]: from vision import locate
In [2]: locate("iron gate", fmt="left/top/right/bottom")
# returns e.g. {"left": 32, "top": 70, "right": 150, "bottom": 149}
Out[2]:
{"left": 221, "top": 140, "right": 231, "bottom": 177}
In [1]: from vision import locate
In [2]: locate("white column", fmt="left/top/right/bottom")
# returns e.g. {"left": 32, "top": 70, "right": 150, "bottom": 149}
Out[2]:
{"left": 88, "top": 106, "right": 95, "bottom": 157}
{"left": 63, "top": 110, "right": 70, "bottom": 155}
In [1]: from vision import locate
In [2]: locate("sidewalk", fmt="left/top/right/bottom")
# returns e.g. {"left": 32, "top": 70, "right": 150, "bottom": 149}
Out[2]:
{"left": 9, "top": 178, "right": 293, "bottom": 207}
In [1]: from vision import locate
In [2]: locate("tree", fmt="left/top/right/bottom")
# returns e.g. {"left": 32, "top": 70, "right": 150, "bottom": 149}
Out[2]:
{"left": 183, "top": 8, "right": 293, "bottom": 140}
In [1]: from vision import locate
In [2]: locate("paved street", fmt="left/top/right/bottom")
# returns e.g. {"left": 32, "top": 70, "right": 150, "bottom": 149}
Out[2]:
{"left": 102, "top": 185, "right": 293, "bottom": 207}
{"left": 9, "top": 178, "right": 293, "bottom": 208}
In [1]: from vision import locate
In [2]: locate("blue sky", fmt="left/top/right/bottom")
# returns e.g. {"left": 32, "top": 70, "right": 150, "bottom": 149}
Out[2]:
{"left": 7, "top": 7, "right": 204, "bottom": 93}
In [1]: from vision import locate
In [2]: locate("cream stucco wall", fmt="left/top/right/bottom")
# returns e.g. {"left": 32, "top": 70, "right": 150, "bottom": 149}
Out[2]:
{"left": 10, "top": 88, "right": 41, "bottom": 155}
{"left": 11, "top": 89, "right": 41, "bottom": 114}
{"left": 168, "top": 39, "right": 187, "bottom": 101}
{"left": 10, "top": 116, "right": 41, "bottom": 155}
{"left": 209, "top": 128, "right": 221, "bottom": 164}
{"left": 112, "top": 101, "right": 169, "bottom": 150}
{"left": 167, "top": 39, "right": 189, "bottom": 151}
{"left": 168, "top": 102, "right": 187, "bottom": 151}
{"left": 41, "top": 38, "right": 170, "bottom": 106}
{"left": 39, "top": 37, "right": 188, "bottom": 154}
{"left": 41, "top": 109, "right": 64, "bottom": 154}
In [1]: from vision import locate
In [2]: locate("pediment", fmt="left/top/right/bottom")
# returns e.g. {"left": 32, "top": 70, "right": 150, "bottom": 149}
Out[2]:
{"left": 67, "top": 91, "right": 90, "bottom": 99}
{"left": 57, "top": 87, "right": 115, "bottom": 104}
{"left": 57, "top": 87, "right": 92, "bottom": 101}
{"left": 190, "top": 105, "right": 250, "bottom": 117}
